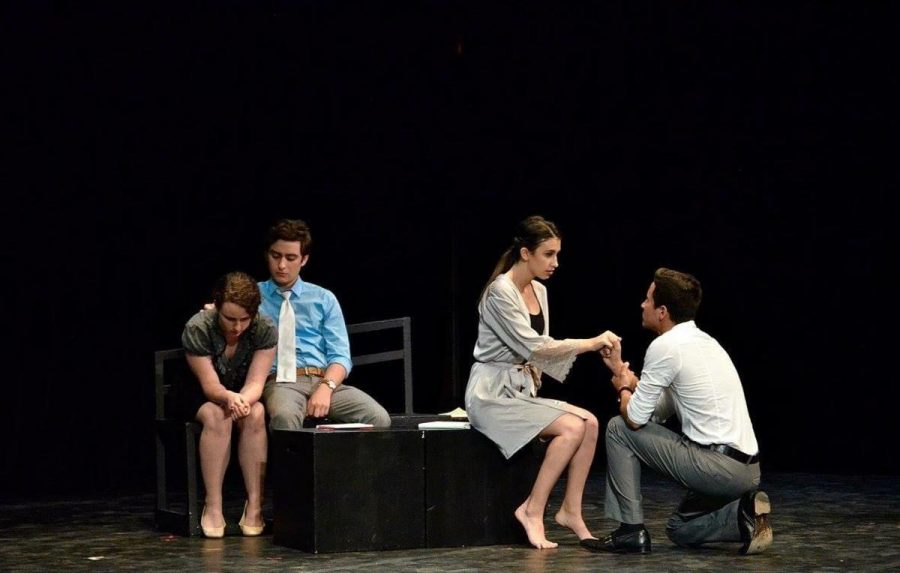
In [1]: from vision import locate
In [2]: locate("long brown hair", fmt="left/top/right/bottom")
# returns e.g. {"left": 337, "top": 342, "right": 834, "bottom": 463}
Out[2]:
{"left": 479, "top": 215, "right": 561, "bottom": 301}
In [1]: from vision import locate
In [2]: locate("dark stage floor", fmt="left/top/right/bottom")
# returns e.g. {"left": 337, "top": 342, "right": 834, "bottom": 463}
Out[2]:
{"left": 1, "top": 471, "right": 898, "bottom": 572}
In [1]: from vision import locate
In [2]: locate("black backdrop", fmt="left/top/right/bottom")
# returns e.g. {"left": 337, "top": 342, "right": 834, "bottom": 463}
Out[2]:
{"left": 4, "top": 2, "right": 896, "bottom": 497}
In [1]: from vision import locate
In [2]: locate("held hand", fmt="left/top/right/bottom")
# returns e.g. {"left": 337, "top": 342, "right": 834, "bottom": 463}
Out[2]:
{"left": 611, "top": 362, "right": 637, "bottom": 392}
{"left": 237, "top": 395, "right": 251, "bottom": 419}
{"left": 593, "top": 330, "right": 622, "bottom": 352}
{"left": 306, "top": 385, "right": 333, "bottom": 419}
{"left": 227, "top": 392, "right": 250, "bottom": 420}
{"left": 601, "top": 338, "right": 624, "bottom": 370}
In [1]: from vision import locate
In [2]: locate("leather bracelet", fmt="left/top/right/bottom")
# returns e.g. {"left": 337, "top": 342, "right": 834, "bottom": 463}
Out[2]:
{"left": 617, "top": 386, "right": 633, "bottom": 403}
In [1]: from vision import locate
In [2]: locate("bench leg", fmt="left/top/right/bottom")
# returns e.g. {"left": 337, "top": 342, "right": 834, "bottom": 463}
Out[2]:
{"left": 186, "top": 427, "right": 201, "bottom": 536}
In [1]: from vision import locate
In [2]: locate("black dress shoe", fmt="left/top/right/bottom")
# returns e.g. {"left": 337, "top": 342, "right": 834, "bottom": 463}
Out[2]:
{"left": 738, "top": 490, "right": 772, "bottom": 555}
{"left": 582, "top": 527, "right": 651, "bottom": 554}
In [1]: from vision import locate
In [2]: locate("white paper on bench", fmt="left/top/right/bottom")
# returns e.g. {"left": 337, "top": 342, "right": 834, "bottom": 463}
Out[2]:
{"left": 418, "top": 421, "right": 471, "bottom": 430}
{"left": 315, "top": 423, "right": 374, "bottom": 429}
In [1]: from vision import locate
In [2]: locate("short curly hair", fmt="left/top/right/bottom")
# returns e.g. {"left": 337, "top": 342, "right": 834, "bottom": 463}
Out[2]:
{"left": 212, "top": 271, "right": 261, "bottom": 317}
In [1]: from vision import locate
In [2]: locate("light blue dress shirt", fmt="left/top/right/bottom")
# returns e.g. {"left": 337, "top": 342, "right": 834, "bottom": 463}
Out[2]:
{"left": 258, "top": 278, "right": 353, "bottom": 376}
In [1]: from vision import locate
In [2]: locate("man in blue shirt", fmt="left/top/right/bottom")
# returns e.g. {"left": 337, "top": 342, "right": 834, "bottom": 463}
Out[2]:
{"left": 259, "top": 218, "right": 391, "bottom": 430}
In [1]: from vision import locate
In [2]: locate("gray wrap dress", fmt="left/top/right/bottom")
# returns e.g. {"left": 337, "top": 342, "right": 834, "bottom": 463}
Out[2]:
{"left": 464, "top": 274, "right": 587, "bottom": 459}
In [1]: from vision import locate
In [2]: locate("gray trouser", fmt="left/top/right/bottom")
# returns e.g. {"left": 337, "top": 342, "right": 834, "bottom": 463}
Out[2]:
{"left": 604, "top": 416, "right": 761, "bottom": 546}
{"left": 262, "top": 376, "right": 392, "bottom": 431}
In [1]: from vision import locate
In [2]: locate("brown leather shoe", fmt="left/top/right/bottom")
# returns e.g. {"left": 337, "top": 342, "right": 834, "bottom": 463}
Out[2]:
{"left": 739, "top": 490, "right": 772, "bottom": 555}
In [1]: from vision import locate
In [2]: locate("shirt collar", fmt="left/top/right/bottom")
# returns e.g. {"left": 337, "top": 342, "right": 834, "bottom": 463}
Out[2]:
{"left": 670, "top": 320, "right": 697, "bottom": 332}
{"left": 264, "top": 276, "right": 305, "bottom": 298}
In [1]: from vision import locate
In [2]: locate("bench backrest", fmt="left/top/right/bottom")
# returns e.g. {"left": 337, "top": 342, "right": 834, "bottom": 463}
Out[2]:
{"left": 155, "top": 316, "right": 414, "bottom": 420}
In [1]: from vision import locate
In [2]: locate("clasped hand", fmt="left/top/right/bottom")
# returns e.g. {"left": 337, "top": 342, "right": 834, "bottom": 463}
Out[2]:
{"left": 226, "top": 391, "right": 251, "bottom": 420}
{"left": 600, "top": 339, "right": 637, "bottom": 392}
{"left": 592, "top": 330, "right": 621, "bottom": 358}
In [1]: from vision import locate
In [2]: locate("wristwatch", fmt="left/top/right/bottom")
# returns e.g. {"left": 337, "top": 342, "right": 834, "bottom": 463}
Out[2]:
{"left": 321, "top": 378, "right": 338, "bottom": 392}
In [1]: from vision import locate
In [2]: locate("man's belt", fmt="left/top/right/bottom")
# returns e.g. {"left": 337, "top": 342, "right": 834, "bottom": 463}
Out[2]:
{"left": 703, "top": 443, "right": 759, "bottom": 464}
{"left": 267, "top": 366, "right": 326, "bottom": 382}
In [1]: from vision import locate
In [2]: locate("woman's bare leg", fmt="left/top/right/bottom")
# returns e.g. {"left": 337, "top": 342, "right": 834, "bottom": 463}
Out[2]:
{"left": 515, "top": 413, "right": 585, "bottom": 549}
{"left": 197, "top": 402, "right": 233, "bottom": 530}
{"left": 554, "top": 408, "right": 600, "bottom": 540}
{"left": 236, "top": 402, "right": 267, "bottom": 527}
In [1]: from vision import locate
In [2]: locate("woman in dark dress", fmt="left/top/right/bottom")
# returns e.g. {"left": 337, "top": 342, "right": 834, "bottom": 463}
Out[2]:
{"left": 181, "top": 272, "right": 276, "bottom": 537}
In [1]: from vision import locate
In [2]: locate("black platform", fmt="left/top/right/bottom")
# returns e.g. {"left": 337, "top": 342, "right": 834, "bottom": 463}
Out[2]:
{"left": 270, "top": 422, "right": 544, "bottom": 553}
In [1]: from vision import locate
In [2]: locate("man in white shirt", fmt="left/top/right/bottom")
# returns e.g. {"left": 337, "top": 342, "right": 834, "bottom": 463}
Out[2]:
{"left": 584, "top": 268, "right": 771, "bottom": 556}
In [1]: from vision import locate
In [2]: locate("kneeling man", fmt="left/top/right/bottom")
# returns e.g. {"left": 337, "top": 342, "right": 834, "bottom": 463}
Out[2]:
{"left": 588, "top": 268, "right": 771, "bottom": 556}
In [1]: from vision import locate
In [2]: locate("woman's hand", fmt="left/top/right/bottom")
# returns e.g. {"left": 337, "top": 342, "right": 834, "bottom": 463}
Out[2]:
{"left": 591, "top": 330, "right": 621, "bottom": 353}
{"left": 226, "top": 391, "right": 251, "bottom": 420}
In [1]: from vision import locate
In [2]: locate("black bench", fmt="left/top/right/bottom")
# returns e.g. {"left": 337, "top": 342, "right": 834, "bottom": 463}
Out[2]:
{"left": 154, "top": 316, "right": 414, "bottom": 537}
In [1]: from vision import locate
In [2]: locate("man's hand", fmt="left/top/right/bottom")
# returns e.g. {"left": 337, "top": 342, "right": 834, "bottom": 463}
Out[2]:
{"left": 611, "top": 361, "right": 638, "bottom": 393}
{"left": 307, "top": 384, "right": 333, "bottom": 418}
{"left": 601, "top": 338, "right": 625, "bottom": 371}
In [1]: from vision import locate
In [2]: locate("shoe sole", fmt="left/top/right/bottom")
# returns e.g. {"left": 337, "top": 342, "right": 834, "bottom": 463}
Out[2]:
{"left": 580, "top": 542, "right": 652, "bottom": 554}
{"left": 602, "top": 546, "right": 652, "bottom": 554}
{"left": 741, "top": 491, "right": 772, "bottom": 555}
{"left": 630, "top": 547, "right": 652, "bottom": 554}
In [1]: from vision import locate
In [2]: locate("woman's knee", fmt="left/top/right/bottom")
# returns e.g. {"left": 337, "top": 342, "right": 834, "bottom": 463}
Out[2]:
{"left": 583, "top": 413, "right": 600, "bottom": 439}
{"left": 243, "top": 403, "right": 266, "bottom": 430}
{"left": 197, "top": 403, "right": 230, "bottom": 433}
{"left": 560, "top": 415, "right": 586, "bottom": 442}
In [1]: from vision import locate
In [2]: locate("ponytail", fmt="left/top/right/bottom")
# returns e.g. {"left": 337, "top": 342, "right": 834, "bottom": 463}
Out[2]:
{"left": 479, "top": 245, "right": 519, "bottom": 302}
{"left": 478, "top": 215, "right": 561, "bottom": 304}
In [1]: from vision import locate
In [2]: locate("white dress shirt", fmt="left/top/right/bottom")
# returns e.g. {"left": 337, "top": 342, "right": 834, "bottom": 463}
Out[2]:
{"left": 627, "top": 321, "right": 759, "bottom": 455}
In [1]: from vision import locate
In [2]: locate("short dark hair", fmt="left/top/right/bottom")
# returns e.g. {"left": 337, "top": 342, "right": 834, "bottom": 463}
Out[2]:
{"left": 212, "top": 271, "right": 261, "bottom": 317}
{"left": 652, "top": 267, "right": 702, "bottom": 323}
{"left": 265, "top": 218, "right": 312, "bottom": 256}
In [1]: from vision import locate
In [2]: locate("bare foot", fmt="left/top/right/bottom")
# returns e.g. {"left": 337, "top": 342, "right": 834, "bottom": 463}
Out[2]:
{"left": 555, "top": 507, "right": 594, "bottom": 541}
{"left": 515, "top": 502, "right": 558, "bottom": 549}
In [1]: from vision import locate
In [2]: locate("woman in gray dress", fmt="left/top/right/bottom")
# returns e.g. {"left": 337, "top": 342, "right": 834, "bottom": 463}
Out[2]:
{"left": 465, "top": 215, "right": 620, "bottom": 549}
{"left": 181, "top": 272, "right": 277, "bottom": 538}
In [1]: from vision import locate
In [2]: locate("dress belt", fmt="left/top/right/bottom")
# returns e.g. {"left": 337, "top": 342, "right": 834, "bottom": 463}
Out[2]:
{"left": 266, "top": 366, "right": 326, "bottom": 382}
{"left": 702, "top": 443, "right": 759, "bottom": 464}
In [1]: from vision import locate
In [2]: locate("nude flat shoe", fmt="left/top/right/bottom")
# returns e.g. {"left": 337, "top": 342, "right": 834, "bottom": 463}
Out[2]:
{"left": 200, "top": 506, "right": 225, "bottom": 539}
{"left": 238, "top": 501, "right": 264, "bottom": 536}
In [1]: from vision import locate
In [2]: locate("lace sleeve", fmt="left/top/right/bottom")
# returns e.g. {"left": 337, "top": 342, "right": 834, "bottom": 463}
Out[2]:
{"left": 529, "top": 338, "right": 581, "bottom": 382}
